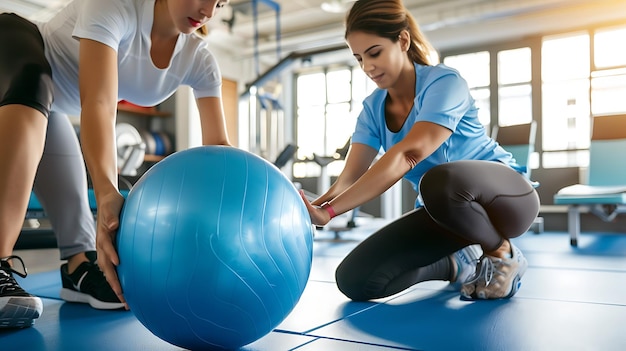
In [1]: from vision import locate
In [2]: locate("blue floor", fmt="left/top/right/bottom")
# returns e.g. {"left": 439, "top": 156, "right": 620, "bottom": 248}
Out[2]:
{"left": 3, "top": 219, "right": 626, "bottom": 350}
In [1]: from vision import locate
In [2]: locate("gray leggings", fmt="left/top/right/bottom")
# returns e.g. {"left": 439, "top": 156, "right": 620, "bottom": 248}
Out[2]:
{"left": 33, "top": 111, "right": 96, "bottom": 260}
{"left": 336, "top": 160, "right": 540, "bottom": 301}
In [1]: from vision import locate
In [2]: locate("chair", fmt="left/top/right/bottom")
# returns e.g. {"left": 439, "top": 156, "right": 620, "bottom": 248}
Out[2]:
{"left": 492, "top": 121, "right": 544, "bottom": 233}
{"left": 553, "top": 114, "right": 626, "bottom": 246}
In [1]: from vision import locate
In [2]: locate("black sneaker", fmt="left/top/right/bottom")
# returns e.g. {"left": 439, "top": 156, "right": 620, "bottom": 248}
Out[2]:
{"left": 0, "top": 256, "right": 43, "bottom": 328}
{"left": 60, "top": 251, "right": 124, "bottom": 310}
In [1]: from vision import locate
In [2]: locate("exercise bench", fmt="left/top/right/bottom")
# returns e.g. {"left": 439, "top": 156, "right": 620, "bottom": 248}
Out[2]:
{"left": 553, "top": 114, "right": 626, "bottom": 246}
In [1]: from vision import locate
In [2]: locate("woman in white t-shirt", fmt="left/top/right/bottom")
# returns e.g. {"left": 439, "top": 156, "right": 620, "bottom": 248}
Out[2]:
{"left": 0, "top": 0, "right": 230, "bottom": 328}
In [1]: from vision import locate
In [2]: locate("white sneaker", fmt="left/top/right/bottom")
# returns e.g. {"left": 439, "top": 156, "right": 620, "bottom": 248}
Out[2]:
{"left": 0, "top": 256, "right": 43, "bottom": 328}
{"left": 450, "top": 244, "right": 482, "bottom": 289}
{"left": 460, "top": 242, "right": 528, "bottom": 300}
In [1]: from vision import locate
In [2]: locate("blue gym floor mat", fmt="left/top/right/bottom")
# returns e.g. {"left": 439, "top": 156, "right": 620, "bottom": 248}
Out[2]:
{"left": 0, "top": 298, "right": 317, "bottom": 351}
{"left": 5, "top": 230, "right": 626, "bottom": 350}
{"left": 17, "top": 270, "right": 61, "bottom": 300}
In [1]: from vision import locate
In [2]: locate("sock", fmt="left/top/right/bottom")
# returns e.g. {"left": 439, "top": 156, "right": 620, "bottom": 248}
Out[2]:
{"left": 449, "top": 255, "right": 459, "bottom": 282}
{"left": 413, "top": 257, "right": 454, "bottom": 283}
{"left": 367, "top": 256, "right": 456, "bottom": 298}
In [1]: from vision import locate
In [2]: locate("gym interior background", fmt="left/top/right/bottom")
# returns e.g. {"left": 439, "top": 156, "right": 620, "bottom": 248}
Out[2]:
{"left": 4, "top": 0, "right": 625, "bottom": 240}
{"left": 3, "top": 1, "right": 626, "bottom": 350}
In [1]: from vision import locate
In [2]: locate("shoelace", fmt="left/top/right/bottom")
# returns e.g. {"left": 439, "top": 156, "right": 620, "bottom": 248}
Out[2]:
{"left": 0, "top": 256, "right": 28, "bottom": 294}
{"left": 0, "top": 270, "right": 19, "bottom": 293}
{"left": 464, "top": 256, "right": 504, "bottom": 287}
{"left": 0, "top": 255, "right": 28, "bottom": 278}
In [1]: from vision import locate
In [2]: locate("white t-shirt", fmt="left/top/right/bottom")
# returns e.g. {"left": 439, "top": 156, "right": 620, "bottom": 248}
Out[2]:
{"left": 36, "top": 0, "right": 222, "bottom": 116}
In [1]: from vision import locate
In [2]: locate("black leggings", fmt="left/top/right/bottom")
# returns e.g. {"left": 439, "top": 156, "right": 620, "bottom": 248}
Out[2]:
{"left": 336, "top": 160, "right": 540, "bottom": 301}
{"left": 0, "top": 13, "right": 53, "bottom": 117}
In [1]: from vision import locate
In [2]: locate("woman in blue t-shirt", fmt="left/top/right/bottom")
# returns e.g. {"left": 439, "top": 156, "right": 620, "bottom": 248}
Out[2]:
{"left": 301, "top": 0, "right": 539, "bottom": 301}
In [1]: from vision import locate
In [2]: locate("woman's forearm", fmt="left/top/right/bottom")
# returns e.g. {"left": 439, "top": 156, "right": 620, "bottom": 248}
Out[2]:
{"left": 80, "top": 104, "right": 119, "bottom": 199}
{"left": 327, "top": 147, "right": 417, "bottom": 217}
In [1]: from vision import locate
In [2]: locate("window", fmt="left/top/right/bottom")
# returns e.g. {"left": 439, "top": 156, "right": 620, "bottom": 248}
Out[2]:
{"left": 594, "top": 26, "right": 626, "bottom": 69}
{"left": 498, "top": 48, "right": 532, "bottom": 127}
{"left": 592, "top": 70, "right": 626, "bottom": 115}
{"left": 541, "top": 33, "right": 591, "bottom": 168}
{"left": 294, "top": 67, "right": 375, "bottom": 178}
{"left": 443, "top": 51, "right": 491, "bottom": 127}
{"left": 444, "top": 49, "right": 533, "bottom": 137}
{"left": 295, "top": 71, "right": 326, "bottom": 157}
{"left": 591, "top": 25, "right": 626, "bottom": 116}
{"left": 541, "top": 26, "right": 626, "bottom": 168}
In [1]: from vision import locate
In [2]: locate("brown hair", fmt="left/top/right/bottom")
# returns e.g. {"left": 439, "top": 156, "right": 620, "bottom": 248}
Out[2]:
{"left": 196, "top": 25, "right": 208, "bottom": 36}
{"left": 345, "top": 0, "right": 435, "bottom": 65}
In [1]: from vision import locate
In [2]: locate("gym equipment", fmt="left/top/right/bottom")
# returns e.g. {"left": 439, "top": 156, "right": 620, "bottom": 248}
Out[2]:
{"left": 116, "top": 146, "right": 314, "bottom": 350}
{"left": 553, "top": 114, "right": 626, "bottom": 246}
{"left": 155, "top": 131, "right": 173, "bottom": 155}
{"left": 147, "top": 131, "right": 173, "bottom": 156}
{"left": 307, "top": 138, "right": 366, "bottom": 238}
{"left": 115, "top": 123, "right": 146, "bottom": 176}
{"left": 310, "top": 138, "right": 350, "bottom": 196}
{"left": 140, "top": 129, "right": 157, "bottom": 155}
{"left": 273, "top": 143, "right": 297, "bottom": 169}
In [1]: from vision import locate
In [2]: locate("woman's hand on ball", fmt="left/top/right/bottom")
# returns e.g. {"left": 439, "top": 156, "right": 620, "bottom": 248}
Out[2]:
{"left": 95, "top": 190, "right": 129, "bottom": 310}
{"left": 299, "top": 190, "right": 331, "bottom": 226}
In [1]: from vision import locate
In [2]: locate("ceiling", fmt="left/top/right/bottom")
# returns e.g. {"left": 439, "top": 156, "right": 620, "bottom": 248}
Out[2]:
{"left": 3, "top": 0, "right": 626, "bottom": 63}
{"left": 213, "top": 0, "right": 626, "bottom": 59}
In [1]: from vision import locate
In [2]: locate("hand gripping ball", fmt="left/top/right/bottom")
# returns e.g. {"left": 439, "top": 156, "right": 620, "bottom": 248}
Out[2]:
{"left": 116, "top": 146, "right": 314, "bottom": 350}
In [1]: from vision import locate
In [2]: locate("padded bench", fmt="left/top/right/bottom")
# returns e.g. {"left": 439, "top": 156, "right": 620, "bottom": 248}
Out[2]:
{"left": 553, "top": 114, "right": 626, "bottom": 246}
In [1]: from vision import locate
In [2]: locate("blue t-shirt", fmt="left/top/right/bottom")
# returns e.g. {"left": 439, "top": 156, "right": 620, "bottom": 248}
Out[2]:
{"left": 351, "top": 63, "right": 517, "bottom": 204}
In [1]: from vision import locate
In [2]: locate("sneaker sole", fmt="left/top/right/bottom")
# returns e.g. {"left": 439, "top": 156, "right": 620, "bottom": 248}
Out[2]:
{"left": 60, "top": 288, "right": 125, "bottom": 310}
{"left": 0, "top": 296, "right": 43, "bottom": 328}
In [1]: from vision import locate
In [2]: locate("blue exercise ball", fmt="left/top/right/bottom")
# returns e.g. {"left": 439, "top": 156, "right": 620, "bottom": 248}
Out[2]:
{"left": 117, "top": 146, "right": 314, "bottom": 350}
